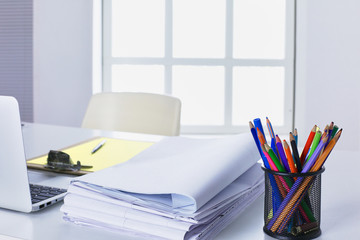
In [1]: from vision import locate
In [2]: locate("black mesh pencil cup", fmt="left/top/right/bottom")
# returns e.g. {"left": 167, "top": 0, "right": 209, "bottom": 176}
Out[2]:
{"left": 262, "top": 167, "right": 325, "bottom": 240}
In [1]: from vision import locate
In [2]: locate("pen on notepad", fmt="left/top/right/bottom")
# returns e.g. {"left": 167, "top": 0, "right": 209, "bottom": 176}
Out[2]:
{"left": 91, "top": 140, "right": 106, "bottom": 154}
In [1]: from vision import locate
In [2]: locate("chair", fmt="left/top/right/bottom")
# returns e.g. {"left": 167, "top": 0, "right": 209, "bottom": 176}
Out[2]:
{"left": 81, "top": 92, "right": 181, "bottom": 136}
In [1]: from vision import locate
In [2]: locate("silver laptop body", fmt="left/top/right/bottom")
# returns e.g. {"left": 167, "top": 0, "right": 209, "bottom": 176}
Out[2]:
{"left": 0, "top": 96, "right": 66, "bottom": 212}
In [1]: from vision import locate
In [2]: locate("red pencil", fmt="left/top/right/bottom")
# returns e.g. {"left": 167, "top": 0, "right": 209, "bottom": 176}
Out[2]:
{"left": 299, "top": 125, "right": 317, "bottom": 166}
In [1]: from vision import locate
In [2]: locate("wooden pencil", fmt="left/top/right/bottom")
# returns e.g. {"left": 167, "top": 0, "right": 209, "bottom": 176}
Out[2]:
{"left": 283, "top": 140, "right": 297, "bottom": 173}
{"left": 311, "top": 129, "right": 342, "bottom": 171}
{"left": 290, "top": 132, "right": 302, "bottom": 172}
{"left": 257, "top": 127, "right": 266, "bottom": 145}
{"left": 299, "top": 125, "right": 317, "bottom": 166}
{"left": 275, "top": 135, "right": 290, "bottom": 172}
{"left": 293, "top": 128, "right": 298, "bottom": 145}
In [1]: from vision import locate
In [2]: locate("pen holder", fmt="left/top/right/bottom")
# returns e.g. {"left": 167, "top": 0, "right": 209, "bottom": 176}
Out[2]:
{"left": 262, "top": 167, "right": 325, "bottom": 240}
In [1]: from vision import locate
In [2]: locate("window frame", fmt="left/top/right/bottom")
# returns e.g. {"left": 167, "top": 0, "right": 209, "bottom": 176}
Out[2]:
{"left": 102, "top": 0, "right": 295, "bottom": 134}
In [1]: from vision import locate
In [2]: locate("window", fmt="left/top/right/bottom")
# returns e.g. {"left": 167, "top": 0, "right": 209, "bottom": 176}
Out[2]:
{"left": 103, "top": 0, "right": 295, "bottom": 134}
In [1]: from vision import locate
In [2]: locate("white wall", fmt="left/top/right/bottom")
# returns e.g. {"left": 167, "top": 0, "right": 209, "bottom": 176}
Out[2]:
{"left": 295, "top": 0, "right": 360, "bottom": 151}
{"left": 33, "top": 0, "right": 94, "bottom": 127}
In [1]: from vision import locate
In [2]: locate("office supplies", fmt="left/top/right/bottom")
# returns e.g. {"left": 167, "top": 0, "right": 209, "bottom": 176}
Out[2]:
{"left": 61, "top": 133, "right": 264, "bottom": 240}
{"left": 299, "top": 125, "right": 316, "bottom": 166}
{"left": 250, "top": 118, "right": 342, "bottom": 239}
{"left": 264, "top": 144, "right": 285, "bottom": 172}
{"left": 249, "top": 121, "right": 269, "bottom": 169}
{"left": 91, "top": 139, "right": 106, "bottom": 154}
{"left": 289, "top": 132, "right": 302, "bottom": 171}
{"left": 306, "top": 130, "right": 322, "bottom": 163}
{"left": 331, "top": 125, "right": 339, "bottom": 139}
{"left": 262, "top": 143, "right": 316, "bottom": 223}
{"left": 268, "top": 128, "right": 341, "bottom": 235}
{"left": 27, "top": 137, "right": 154, "bottom": 175}
{"left": 261, "top": 145, "right": 277, "bottom": 171}
{"left": 254, "top": 118, "right": 267, "bottom": 144}
{"left": 293, "top": 128, "right": 298, "bottom": 146}
{"left": 275, "top": 135, "right": 290, "bottom": 172}
{"left": 0, "top": 96, "right": 66, "bottom": 212}
{"left": 256, "top": 127, "right": 266, "bottom": 145}
{"left": 283, "top": 140, "right": 297, "bottom": 173}
{"left": 266, "top": 117, "right": 278, "bottom": 157}
{"left": 0, "top": 122, "right": 354, "bottom": 240}
{"left": 325, "top": 122, "right": 334, "bottom": 147}
{"left": 45, "top": 150, "right": 92, "bottom": 171}
{"left": 301, "top": 136, "right": 328, "bottom": 173}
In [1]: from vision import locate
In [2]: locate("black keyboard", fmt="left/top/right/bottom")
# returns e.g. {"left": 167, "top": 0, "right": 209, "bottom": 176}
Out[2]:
{"left": 30, "top": 184, "right": 67, "bottom": 204}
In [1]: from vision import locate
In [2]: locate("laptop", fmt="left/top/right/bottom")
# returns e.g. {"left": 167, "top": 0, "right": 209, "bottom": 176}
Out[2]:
{"left": 0, "top": 96, "right": 67, "bottom": 212}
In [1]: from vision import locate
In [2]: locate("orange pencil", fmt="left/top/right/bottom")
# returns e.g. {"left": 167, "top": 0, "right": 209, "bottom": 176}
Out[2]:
{"left": 299, "top": 125, "right": 317, "bottom": 165}
{"left": 283, "top": 140, "right": 297, "bottom": 173}
{"left": 311, "top": 129, "right": 342, "bottom": 171}
{"left": 257, "top": 127, "right": 266, "bottom": 145}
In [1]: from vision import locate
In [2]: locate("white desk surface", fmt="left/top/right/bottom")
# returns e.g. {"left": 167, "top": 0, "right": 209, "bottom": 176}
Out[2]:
{"left": 0, "top": 123, "right": 359, "bottom": 240}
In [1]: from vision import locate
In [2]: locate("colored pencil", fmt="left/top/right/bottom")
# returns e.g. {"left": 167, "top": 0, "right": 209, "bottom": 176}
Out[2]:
{"left": 254, "top": 118, "right": 267, "bottom": 144}
{"left": 299, "top": 125, "right": 317, "bottom": 166}
{"left": 301, "top": 136, "right": 328, "bottom": 173}
{"left": 331, "top": 125, "right": 339, "bottom": 139}
{"left": 293, "top": 128, "right": 298, "bottom": 146}
{"left": 325, "top": 122, "right": 334, "bottom": 148}
{"left": 264, "top": 144, "right": 286, "bottom": 172}
{"left": 283, "top": 140, "right": 297, "bottom": 173}
{"left": 263, "top": 145, "right": 314, "bottom": 223}
{"left": 312, "top": 129, "right": 342, "bottom": 170}
{"left": 249, "top": 118, "right": 342, "bottom": 234}
{"left": 266, "top": 117, "right": 279, "bottom": 158}
{"left": 257, "top": 127, "right": 266, "bottom": 145}
{"left": 261, "top": 144, "right": 283, "bottom": 211}
{"left": 266, "top": 117, "right": 275, "bottom": 139}
{"left": 306, "top": 130, "right": 322, "bottom": 163}
{"left": 268, "top": 130, "right": 342, "bottom": 232}
{"left": 275, "top": 135, "right": 290, "bottom": 172}
{"left": 322, "top": 125, "right": 329, "bottom": 140}
{"left": 290, "top": 132, "right": 302, "bottom": 172}
{"left": 261, "top": 145, "right": 278, "bottom": 171}
{"left": 249, "top": 121, "right": 270, "bottom": 169}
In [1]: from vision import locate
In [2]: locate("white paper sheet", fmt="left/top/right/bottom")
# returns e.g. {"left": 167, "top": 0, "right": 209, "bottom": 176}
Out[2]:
{"left": 65, "top": 163, "right": 263, "bottom": 223}
{"left": 73, "top": 133, "right": 259, "bottom": 213}
{"left": 61, "top": 181, "right": 264, "bottom": 240}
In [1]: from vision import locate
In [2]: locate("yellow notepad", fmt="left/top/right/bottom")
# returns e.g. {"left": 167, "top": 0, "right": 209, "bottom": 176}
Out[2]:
{"left": 27, "top": 137, "right": 154, "bottom": 174}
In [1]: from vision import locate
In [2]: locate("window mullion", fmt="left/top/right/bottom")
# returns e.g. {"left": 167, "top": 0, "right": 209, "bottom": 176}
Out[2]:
{"left": 102, "top": 0, "right": 112, "bottom": 92}
{"left": 164, "top": 0, "right": 173, "bottom": 95}
{"left": 224, "top": 0, "right": 234, "bottom": 128}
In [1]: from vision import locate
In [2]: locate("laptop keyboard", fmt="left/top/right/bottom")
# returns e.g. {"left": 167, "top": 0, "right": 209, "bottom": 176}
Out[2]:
{"left": 30, "top": 184, "right": 67, "bottom": 204}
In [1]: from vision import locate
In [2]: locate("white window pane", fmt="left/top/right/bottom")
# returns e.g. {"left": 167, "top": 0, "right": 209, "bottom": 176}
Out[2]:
{"left": 111, "top": 0, "right": 165, "bottom": 57}
{"left": 112, "top": 65, "right": 164, "bottom": 93}
{"left": 173, "top": 0, "right": 225, "bottom": 58}
{"left": 232, "top": 67, "right": 284, "bottom": 125}
{"left": 233, "top": 0, "right": 286, "bottom": 59}
{"left": 172, "top": 66, "right": 224, "bottom": 125}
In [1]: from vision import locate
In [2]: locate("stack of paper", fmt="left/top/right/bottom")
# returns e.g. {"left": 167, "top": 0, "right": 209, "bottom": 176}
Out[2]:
{"left": 61, "top": 133, "right": 264, "bottom": 240}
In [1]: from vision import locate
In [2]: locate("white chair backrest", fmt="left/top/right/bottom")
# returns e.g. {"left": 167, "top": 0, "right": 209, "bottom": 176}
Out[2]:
{"left": 82, "top": 92, "right": 181, "bottom": 136}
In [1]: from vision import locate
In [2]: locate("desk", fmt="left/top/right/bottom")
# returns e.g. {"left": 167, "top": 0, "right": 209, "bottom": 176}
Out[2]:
{"left": 0, "top": 123, "right": 359, "bottom": 240}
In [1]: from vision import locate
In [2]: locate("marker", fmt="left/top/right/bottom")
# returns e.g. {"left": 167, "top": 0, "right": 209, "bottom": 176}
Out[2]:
{"left": 91, "top": 140, "right": 106, "bottom": 154}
